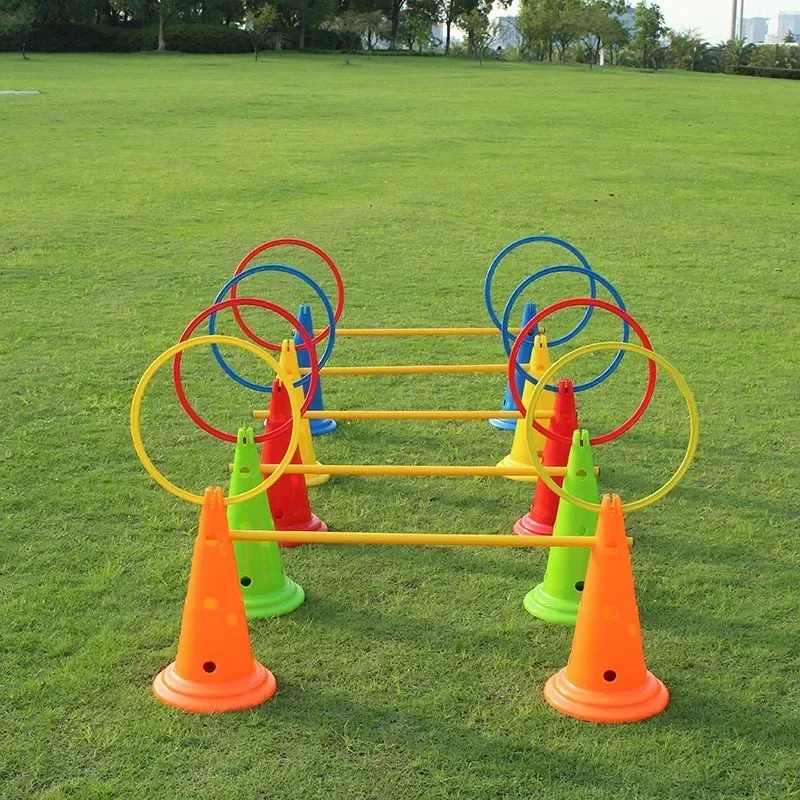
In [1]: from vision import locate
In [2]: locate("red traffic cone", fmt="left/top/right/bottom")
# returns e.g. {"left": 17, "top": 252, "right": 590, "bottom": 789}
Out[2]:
{"left": 261, "top": 378, "right": 328, "bottom": 548}
{"left": 514, "top": 379, "right": 578, "bottom": 536}
{"left": 152, "top": 487, "right": 277, "bottom": 713}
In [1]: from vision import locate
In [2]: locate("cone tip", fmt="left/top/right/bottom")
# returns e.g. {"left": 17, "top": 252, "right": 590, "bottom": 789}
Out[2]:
{"left": 203, "top": 486, "right": 225, "bottom": 509}
{"left": 237, "top": 426, "right": 256, "bottom": 445}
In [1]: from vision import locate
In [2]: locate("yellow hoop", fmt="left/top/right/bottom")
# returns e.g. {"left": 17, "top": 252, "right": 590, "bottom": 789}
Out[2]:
{"left": 525, "top": 341, "right": 699, "bottom": 513}
{"left": 130, "top": 335, "right": 301, "bottom": 505}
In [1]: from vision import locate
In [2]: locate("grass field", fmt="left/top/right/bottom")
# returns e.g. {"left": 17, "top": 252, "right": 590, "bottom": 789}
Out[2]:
{"left": 1, "top": 52, "right": 799, "bottom": 799}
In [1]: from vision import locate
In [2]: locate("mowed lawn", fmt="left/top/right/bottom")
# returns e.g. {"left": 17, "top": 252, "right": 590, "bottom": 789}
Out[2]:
{"left": 1, "top": 52, "right": 798, "bottom": 799}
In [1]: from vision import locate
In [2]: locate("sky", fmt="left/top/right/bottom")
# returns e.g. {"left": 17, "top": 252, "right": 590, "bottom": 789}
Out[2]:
{"left": 653, "top": 0, "right": 797, "bottom": 41}
{"left": 490, "top": 1, "right": 799, "bottom": 42}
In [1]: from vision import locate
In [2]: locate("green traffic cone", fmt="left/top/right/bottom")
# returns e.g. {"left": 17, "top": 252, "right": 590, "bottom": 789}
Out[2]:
{"left": 523, "top": 429, "right": 600, "bottom": 625}
{"left": 227, "top": 427, "right": 305, "bottom": 620}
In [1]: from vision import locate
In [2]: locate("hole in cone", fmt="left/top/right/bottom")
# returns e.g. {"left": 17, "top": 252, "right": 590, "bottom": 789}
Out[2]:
{"left": 575, "top": 581, "right": 584, "bottom": 592}
{"left": 202, "top": 661, "right": 216, "bottom": 673}
{"left": 240, "top": 576, "right": 252, "bottom": 587}
{"left": 576, "top": 469, "right": 587, "bottom": 478}
{"left": 240, "top": 466, "right": 251, "bottom": 474}
{"left": 603, "top": 670, "right": 616, "bottom": 682}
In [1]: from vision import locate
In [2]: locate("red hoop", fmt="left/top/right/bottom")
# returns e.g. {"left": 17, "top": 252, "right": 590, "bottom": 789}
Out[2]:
{"left": 508, "top": 298, "right": 656, "bottom": 446}
{"left": 230, "top": 238, "right": 345, "bottom": 351}
{"left": 172, "top": 297, "right": 319, "bottom": 444}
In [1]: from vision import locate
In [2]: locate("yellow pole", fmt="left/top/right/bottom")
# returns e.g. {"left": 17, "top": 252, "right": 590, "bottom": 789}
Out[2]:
{"left": 252, "top": 409, "right": 553, "bottom": 421}
{"left": 229, "top": 529, "right": 634, "bottom": 548}
{"left": 298, "top": 364, "right": 508, "bottom": 376}
{"left": 315, "top": 327, "right": 520, "bottom": 337}
{"left": 233, "top": 463, "right": 600, "bottom": 478}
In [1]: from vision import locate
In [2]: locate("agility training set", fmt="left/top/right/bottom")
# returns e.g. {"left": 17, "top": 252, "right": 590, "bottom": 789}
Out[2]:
{"left": 130, "top": 235, "right": 699, "bottom": 724}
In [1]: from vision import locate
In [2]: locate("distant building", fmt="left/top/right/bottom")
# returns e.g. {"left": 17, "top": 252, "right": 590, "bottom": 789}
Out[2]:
{"left": 777, "top": 11, "right": 800, "bottom": 40}
{"left": 616, "top": 6, "right": 636, "bottom": 32}
{"left": 742, "top": 17, "right": 770, "bottom": 42}
{"left": 494, "top": 16, "right": 522, "bottom": 49}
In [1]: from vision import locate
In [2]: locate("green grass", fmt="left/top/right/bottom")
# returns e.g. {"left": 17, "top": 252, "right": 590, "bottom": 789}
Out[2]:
{"left": 1, "top": 52, "right": 799, "bottom": 799}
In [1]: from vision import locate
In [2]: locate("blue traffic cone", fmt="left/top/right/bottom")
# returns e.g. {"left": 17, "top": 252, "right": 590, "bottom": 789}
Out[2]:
{"left": 489, "top": 302, "right": 538, "bottom": 431}
{"left": 293, "top": 303, "right": 337, "bottom": 436}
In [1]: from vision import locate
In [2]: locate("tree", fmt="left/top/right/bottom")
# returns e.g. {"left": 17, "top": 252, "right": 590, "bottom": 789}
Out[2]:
{"left": 397, "top": 0, "right": 438, "bottom": 50}
{"left": 717, "top": 37, "right": 754, "bottom": 70}
{"left": 334, "top": 9, "right": 362, "bottom": 62}
{"left": 668, "top": 29, "right": 718, "bottom": 72}
{"left": 580, "top": 0, "right": 627, "bottom": 66}
{"left": 110, "top": 0, "right": 188, "bottom": 50}
{"left": 631, "top": 0, "right": 664, "bottom": 68}
{"left": 440, "top": 0, "right": 472, "bottom": 54}
{"left": 552, "top": 0, "right": 584, "bottom": 62}
{"left": 457, "top": 0, "right": 496, "bottom": 64}
{"left": 244, "top": 4, "right": 276, "bottom": 59}
{"left": 0, "top": 1, "right": 35, "bottom": 58}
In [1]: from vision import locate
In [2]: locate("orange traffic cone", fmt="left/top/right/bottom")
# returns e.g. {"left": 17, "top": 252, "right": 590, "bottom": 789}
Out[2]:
{"left": 262, "top": 378, "right": 328, "bottom": 547}
{"left": 152, "top": 487, "right": 277, "bottom": 713}
{"left": 543, "top": 494, "right": 669, "bottom": 723}
{"left": 514, "top": 379, "right": 578, "bottom": 536}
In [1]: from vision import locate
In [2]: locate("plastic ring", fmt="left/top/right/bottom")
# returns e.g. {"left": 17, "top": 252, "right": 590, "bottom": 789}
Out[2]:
{"left": 209, "top": 264, "right": 336, "bottom": 392}
{"left": 131, "top": 335, "right": 301, "bottom": 506}
{"left": 484, "top": 236, "right": 597, "bottom": 345}
{"left": 501, "top": 266, "right": 629, "bottom": 391}
{"left": 508, "top": 297, "right": 654, "bottom": 445}
{"left": 524, "top": 341, "right": 699, "bottom": 513}
{"left": 230, "top": 238, "right": 344, "bottom": 347}
{"left": 173, "top": 298, "right": 319, "bottom": 444}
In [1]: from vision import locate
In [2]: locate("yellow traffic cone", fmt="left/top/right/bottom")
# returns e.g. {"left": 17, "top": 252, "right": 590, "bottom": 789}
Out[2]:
{"left": 497, "top": 334, "right": 555, "bottom": 482}
{"left": 278, "top": 339, "right": 330, "bottom": 486}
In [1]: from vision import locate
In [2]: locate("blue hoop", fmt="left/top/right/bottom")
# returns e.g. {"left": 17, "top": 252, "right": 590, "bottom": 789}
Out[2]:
{"left": 501, "top": 265, "right": 628, "bottom": 393}
{"left": 209, "top": 264, "right": 337, "bottom": 393}
{"left": 484, "top": 236, "right": 597, "bottom": 347}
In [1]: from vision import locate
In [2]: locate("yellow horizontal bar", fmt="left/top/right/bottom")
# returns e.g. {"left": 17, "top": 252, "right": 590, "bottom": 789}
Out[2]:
{"left": 229, "top": 530, "right": 631, "bottom": 548}
{"left": 300, "top": 364, "right": 508, "bottom": 376}
{"left": 315, "top": 327, "right": 520, "bottom": 337}
{"left": 238, "top": 463, "right": 602, "bottom": 478}
{"left": 252, "top": 409, "right": 553, "bottom": 421}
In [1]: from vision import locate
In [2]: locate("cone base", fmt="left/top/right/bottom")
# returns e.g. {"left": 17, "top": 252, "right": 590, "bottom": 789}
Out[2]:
{"left": 489, "top": 418, "right": 517, "bottom": 431}
{"left": 309, "top": 418, "right": 337, "bottom": 436}
{"left": 514, "top": 513, "right": 554, "bottom": 536}
{"left": 523, "top": 584, "right": 579, "bottom": 626}
{"left": 278, "top": 514, "right": 328, "bottom": 548}
{"left": 153, "top": 660, "right": 277, "bottom": 714}
{"left": 244, "top": 578, "right": 305, "bottom": 619}
{"left": 304, "top": 463, "right": 331, "bottom": 487}
{"left": 544, "top": 666, "right": 669, "bottom": 724}
{"left": 496, "top": 454, "right": 543, "bottom": 483}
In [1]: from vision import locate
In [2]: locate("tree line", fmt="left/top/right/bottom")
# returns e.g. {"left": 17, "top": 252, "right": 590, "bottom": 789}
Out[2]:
{"left": 2, "top": 0, "right": 799, "bottom": 78}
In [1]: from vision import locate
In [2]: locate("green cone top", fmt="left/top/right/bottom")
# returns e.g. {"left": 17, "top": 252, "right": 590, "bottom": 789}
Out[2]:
{"left": 524, "top": 429, "right": 600, "bottom": 625}
{"left": 227, "top": 427, "right": 305, "bottom": 619}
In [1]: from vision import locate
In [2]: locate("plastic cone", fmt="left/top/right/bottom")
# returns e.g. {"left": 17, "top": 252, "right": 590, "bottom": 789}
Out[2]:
{"left": 524, "top": 429, "right": 599, "bottom": 624}
{"left": 152, "top": 487, "right": 277, "bottom": 713}
{"left": 490, "top": 302, "right": 538, "bottom": 431}
{"left": 514, "top": 379, "right": 578, "bottom": 536}
{"left": 262, "top": 378, "right": 328, "bottom": 548}
{"left": 228, "top": 427, "right": 305, "bottom": 618}
{"left": 544, "top": 494, "right": 669, "bottom": 723}
{"left": 294, "top": 303, "right": 336, "bottom": 437}
{"left": 497, "top": 334, "right": 555, "bottom": 481}
{"left": 278, "top": 339, "right": 330, "bottom": 486}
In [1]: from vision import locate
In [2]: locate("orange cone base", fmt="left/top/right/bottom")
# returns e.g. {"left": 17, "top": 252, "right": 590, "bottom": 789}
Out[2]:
{"left": 543, "top": 667, "right": 669, "bottom": 724}
{"left": 278, "top": 514, "right": 328, "bottom": 548}
{"left": 153, "top": 660, "right": 277, "bottom": 714}
{"left": 496, "top": 453, "right": 544, "bottom": 483}
{"left": 513, "top": 512, "right": 554, "bottom": 536}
